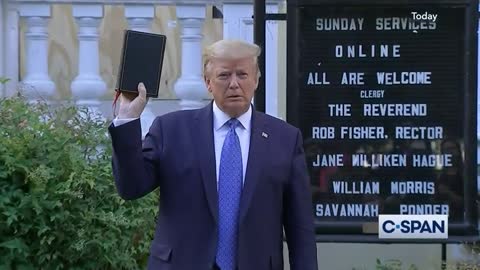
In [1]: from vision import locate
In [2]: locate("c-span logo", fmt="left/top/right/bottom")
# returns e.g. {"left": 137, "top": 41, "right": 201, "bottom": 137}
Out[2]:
{"left": 378, "top": 215, "right": 448, "bottom": 239}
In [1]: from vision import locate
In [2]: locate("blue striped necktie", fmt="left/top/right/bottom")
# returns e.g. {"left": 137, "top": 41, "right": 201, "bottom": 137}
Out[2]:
{"left": 216, "top": 118, "right": 242, "bottom": 270}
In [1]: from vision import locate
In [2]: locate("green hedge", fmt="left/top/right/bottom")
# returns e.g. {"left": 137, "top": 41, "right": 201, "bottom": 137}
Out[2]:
{"left": 0, "top": 97, "right": 158, "bottom": 269}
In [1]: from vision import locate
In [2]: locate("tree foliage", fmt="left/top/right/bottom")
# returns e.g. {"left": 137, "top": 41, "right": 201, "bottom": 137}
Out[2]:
{"left": 0, "top": 97, "right": 158, "bottom": 269}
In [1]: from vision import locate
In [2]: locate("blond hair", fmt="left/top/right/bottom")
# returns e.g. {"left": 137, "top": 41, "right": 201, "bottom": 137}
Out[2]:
{"left": 203, "top": 39, "right": 262, "bottom": 79}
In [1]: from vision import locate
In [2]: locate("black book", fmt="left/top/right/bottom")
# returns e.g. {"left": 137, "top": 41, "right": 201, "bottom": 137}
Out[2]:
{"left": 116, "top": 30, "right": 167, "bottom": 98}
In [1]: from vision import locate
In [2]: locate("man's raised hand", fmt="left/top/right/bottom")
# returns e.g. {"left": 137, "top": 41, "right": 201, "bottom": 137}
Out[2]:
{"left": 117, "top": 82, "right": 148, "bottom": 119}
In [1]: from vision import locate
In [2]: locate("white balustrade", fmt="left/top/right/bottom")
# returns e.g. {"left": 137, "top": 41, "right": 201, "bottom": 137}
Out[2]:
{"left": 19, "top": 3, "right": 55, "bottom": 100}
{"left": 0, "top": 1, "right": 4, "bottom": 97}
{"left": 71, "top": 4, "right": 107, "bottom": 118}
{"left": 174, "top": 4, "right": 208, "bottom": 110}
{"left": 4, "top": 2, "right": 19, "bottom": 97}
{"left": 125, "top": 4, "right": 154, "bottom": 32}
{"left": 0, "top": 0, "right": 284, "bottom": 117}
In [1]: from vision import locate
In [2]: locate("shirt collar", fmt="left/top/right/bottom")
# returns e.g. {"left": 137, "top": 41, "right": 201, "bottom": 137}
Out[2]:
{"left": 213, "top": 101, "right": 252, "bottom": 132}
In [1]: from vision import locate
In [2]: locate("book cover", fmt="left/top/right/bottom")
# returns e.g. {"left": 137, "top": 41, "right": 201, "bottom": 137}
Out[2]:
{"left": 116, "top": 30, "right": 167, "bottom": 98}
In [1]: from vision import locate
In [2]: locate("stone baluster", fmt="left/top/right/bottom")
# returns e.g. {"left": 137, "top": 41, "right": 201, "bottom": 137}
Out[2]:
{"left": 174, "top": 4, "right": 208, "bottom": 110}
{"left": 124, "top": 4, "right": 156, "bottom": 137}
{"left": 19, "top": 4, "right": 55, "bottom": 100}
{"left": 0, "top": 1, "right": 4, "bottom": 97}
{"left": 4, "top": 3, "right": 19, "bottom": 97}
{"left": 125, "top": 4, "right": 154, "bottom": 33}
{"left": 71, "top": 4, "right": 107, "bottom": 118}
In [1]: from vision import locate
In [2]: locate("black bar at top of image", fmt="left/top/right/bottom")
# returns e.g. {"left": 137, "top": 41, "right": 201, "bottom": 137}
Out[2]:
{"left": 254, "top": 0, "right": 266, "bottom": 113}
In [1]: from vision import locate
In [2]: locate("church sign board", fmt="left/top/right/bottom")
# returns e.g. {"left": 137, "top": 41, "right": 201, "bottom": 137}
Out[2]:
{"left": 286, "top": 0, "right": 478, "bottom": 240}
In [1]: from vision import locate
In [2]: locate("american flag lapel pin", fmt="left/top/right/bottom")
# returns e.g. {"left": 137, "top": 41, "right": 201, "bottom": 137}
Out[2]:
{"left": 262, "top": 132, "right": 268, "bottom": 138}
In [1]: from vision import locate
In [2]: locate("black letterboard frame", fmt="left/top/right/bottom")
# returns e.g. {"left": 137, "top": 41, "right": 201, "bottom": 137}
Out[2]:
{"left": 286, "top": 0, "right": 478, "bottom": 241}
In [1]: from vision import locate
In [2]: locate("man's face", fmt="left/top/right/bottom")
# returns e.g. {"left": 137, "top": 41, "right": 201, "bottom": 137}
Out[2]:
{"left": 205, "top": 57, "right": 258, "bottom": 117}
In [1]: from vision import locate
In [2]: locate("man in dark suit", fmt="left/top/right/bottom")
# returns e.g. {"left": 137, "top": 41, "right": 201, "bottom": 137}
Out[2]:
{"left": 109, "top": 39, "right": 317, "bottom": 270}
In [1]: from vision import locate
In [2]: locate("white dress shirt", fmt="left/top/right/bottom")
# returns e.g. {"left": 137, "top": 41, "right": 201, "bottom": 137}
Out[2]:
{"left": 112, "top": 118, "right": 138, "bottom": 127}
{"left": 212, "top": 101, "right": 251, "bottom": 186}
{"left": 112, "top": 102, "right": 252, "bottom": 187}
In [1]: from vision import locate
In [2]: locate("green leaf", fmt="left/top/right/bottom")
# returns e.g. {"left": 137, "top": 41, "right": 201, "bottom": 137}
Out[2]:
{"left": 16, "top": 264, "right": 35, "bottom": 270}
{"left": 0, "top": 238, "right": 28, "bottom": 251}
{"left": 0, "top": 263, "right": 12, "bottom": 270}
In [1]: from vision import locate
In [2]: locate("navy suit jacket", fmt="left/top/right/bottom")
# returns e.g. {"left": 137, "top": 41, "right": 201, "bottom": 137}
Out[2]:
{"left": 108, "top": 103, "right": 318, "bottom": 270}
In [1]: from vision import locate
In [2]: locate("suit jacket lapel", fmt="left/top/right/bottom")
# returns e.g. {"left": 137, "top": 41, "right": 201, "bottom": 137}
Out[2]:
{"left": 192, "top": 102, "right": 218, "bottom": 223}
{"left": 239, "top": 110, "right": 268, "bottom": 223}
